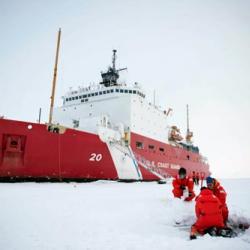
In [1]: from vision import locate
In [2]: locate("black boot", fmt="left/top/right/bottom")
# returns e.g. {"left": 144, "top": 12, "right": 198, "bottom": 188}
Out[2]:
{"left": 217, "top": 227, "right": 234, "bottom": 238}
{"left": 190, "top": 234, "right": 197, "bottom": 240}
{"left": 206, "top": 227, "right": 218, "bottom": 237}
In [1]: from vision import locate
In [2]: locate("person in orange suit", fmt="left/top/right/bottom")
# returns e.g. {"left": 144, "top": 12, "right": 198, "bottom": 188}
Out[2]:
{"left": 206, "top": 176, "right": 229, "bottom": 223}
{"left": 190, "top": 187, "right": 225, "bottom": 239}
{"left": 172, "top": 167, "right": 195, "bottom": 201}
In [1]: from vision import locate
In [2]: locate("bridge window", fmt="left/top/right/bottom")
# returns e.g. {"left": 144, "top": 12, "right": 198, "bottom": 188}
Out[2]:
{"left": 95, "top": 92, "right": 98, "bottom": 96}
{"left": 111, "top": 89, "right": 114, "bottom": 93}
{"left": 129, "top": 90, "right": 132, "bottom": 94}
{"left": 120, "top": 89, "right": 124, "bottom": 93}
{"left": 148, "top": 145, "right": 155, "bottom": 150}
{"left": 73, "top": 120, "right": 79, "bottom": 128}
{"left": 136, "top": 141, "right": 143, "bottom": 149}
{"left": 159, "top": 147, "right": 164, "bottom": 152}
{"left": 81, "top": 98, "right": 89, "bottom": 103}
{"left": 116, "top": 89, "right": 119, "bottom": 92}
{"left": 133, "top": 90, "right": 136, "bottom": 94}
{"left": 107, "top": 90, "right": 110, "bottom": 94}
{"left": 125, "top": 90, "right": 128, "bottom": 93}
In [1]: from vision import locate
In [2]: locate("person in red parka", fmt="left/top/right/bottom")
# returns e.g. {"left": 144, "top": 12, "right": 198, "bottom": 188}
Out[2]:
{"left": 190, "top": 187, "right": 225, "bottom": 239}
{"left": 172, "top": 167, "right": 195, "bottom": 201}
{"left": 206, "top": 176, "right": 229, "bottom": 223}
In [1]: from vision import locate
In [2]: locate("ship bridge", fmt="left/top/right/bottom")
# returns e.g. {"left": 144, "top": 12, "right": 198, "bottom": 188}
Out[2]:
{"left": 62, "top": 49, "right": 145, "bottom": 106}
{"left": 62, "top": 83, "right": 145, "bottom": 107}
{"left": 53, "top": 81, "right": 146, "bottom": 132}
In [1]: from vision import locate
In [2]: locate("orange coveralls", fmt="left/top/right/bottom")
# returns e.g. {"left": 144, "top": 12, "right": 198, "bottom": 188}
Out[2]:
{"left": 211, "top": 179, "right": 229, "bottom": 222}
{"left": 172, "top": 176, "right": 195, "bottom": 201}
{"left": 191, "top": 188, "right": 225, "bottom": 236}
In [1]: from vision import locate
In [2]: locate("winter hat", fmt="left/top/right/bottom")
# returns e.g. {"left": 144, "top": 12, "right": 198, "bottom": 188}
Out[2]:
{"left": 206, "top": 176, "right": 213, "bottom": 185}
{"left": 178, "top": 167, "right": 186, "bottom": 178}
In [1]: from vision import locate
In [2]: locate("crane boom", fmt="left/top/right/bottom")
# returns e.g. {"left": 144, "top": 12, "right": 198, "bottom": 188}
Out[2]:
{"left": 49, "top": 28, "right": 61, "bottom": 124}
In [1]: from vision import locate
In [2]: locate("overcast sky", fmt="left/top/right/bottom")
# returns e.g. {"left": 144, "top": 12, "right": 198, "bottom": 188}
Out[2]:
{"left": 0, "top": 0, "right": 249, "bottom": 178}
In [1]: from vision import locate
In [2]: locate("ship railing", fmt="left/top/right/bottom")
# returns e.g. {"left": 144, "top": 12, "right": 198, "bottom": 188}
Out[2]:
{"left": 66, "top": 84, "right": 104, "bottom": 96}
{"left": 64, "top": 81, "right": 143, "bottom": 98}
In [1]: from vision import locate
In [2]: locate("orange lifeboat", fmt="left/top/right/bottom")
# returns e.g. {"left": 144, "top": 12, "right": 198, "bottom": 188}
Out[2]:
{"left": 169, "top": 125, "right": 183, "bottom": 142}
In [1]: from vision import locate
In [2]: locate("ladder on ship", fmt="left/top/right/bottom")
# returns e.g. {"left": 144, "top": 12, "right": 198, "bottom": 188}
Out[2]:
{"left": 111, "top": 142, "right": 167, "bottom": 181}
{"left": 110, "top": 142, "right": 142, "bottom": 180}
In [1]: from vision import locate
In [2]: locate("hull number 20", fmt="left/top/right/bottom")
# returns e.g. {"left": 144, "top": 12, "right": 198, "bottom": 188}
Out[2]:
{"left": 89, "top": 153, "right": 103, "bottom": 162}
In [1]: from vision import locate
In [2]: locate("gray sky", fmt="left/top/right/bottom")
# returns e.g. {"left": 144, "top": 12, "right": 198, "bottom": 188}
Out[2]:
{"left": 0, "top": 0, "right": 249, "bottom": 178}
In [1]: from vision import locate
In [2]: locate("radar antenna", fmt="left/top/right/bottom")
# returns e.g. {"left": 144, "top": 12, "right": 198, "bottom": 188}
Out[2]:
{"left": 100, "top": 50, "right": 127, "bottom": 87}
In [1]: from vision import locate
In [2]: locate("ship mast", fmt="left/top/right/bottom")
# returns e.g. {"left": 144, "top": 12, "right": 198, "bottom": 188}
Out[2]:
{"left": 112, "top": 49, "right": 117, "bottom": 70}
{"left": 186, "top": 104, "right": 190, "bottom": 134}
{"left": 185, "top": 104, "right": 193, "bottom": 144}
{"left": 100, "top": 50, "right": 127, "bottom": 87}
{"left": 48, "top": 28, "right": 61, "bottom": 124}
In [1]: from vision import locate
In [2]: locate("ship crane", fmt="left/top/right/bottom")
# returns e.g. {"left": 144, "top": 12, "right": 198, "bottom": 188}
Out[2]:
{"left": 100, "top": 50, "right": 127, "bottom": 87}
{"left": 49, "top": 28, "right": 61, "bottom": 125}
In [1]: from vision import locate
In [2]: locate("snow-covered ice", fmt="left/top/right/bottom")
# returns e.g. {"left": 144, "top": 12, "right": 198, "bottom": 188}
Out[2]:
{"left": 0, "top": 179, "right": 249, "bottom": 250}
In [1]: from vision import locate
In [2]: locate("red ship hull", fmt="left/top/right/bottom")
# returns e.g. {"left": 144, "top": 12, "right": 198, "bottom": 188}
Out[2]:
{"left": 0, "top": 118, "right": 210, "bottom": 181}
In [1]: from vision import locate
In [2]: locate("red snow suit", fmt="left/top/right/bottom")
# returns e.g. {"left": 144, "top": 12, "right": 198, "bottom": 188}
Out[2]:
{"left": 172, "top": 175, "right": 195, "bottom": 201}
{"left": 210, "top": 179, "right": 228, "bottom": 222}
{"left": 191, "top": 188, "right": 225, "bottom": 236}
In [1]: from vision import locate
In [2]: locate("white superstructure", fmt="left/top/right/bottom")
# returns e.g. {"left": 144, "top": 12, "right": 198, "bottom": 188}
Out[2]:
{"left": 53, "top": 49, "right": 171, "bottom": 144}
{"left": 53, "top": 82, "right": 170, "bottom": 143}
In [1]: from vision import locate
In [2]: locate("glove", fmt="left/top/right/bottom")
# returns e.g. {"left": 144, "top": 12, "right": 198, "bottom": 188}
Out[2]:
{"left": 184, "top": 192, "right": 194, "bottom": 201}
{"left": 190, "top": 234, "right": 197, "bottom": 240}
